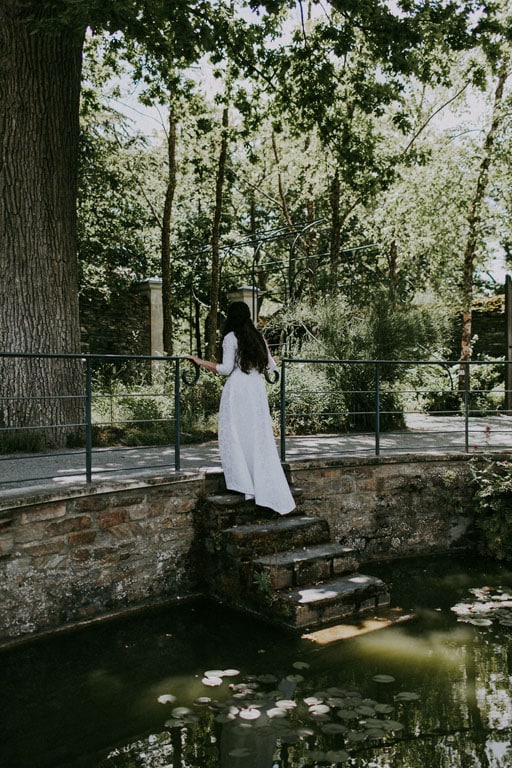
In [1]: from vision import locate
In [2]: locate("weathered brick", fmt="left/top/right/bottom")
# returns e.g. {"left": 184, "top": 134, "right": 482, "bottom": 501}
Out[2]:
{"left": 71, "top": 496, "right": 110, "bottom": 513}
{"left": 0, "top": 516, "right": 14, "bottom": 533}
{"left": 165, "top": 498, "right": 196, "bottom": 515}
{"left": 20, "top": 502, "right": 66, "bottom": 524}
{"left": 47, "top": 515, "right": 93, "bottom": 537}
{"left": 21, "top": 539, "right": 66, "bottom": 558}
{"left": 0, "top": 535, "right": 14, "bottom": 556}
{"left": 68, "top": 530, "right": 97, "bottom": 547}
{"left": 98, "top": 509, "right": 129, "bottom": 529}
{"left": 106, "top": 523, "right": 143, "bottom": 541}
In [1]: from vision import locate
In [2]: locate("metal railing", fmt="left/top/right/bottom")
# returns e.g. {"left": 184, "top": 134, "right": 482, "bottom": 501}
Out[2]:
{"left": 0, "top": 352, "right": 511, "bottom": 492}
{"left": 277, "top": 357, "right": 512, "bottom": 460}
{"left": 0, "top": 352, "right": 199, "bottom": 490}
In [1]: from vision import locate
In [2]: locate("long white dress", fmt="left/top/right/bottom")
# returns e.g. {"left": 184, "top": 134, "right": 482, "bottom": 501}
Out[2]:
{"left": 216, "top": 332, "right": 296, "bottom": 515}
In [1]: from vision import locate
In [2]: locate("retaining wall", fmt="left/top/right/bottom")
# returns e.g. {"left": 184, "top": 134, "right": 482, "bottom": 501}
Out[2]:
{"left": 0, "top": 453, "right": 477, "bottom": 646}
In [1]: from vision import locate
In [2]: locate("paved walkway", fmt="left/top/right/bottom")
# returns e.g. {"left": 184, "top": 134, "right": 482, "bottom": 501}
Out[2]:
{"left": 1, "top": 413, "right": 511, "bottom": 502}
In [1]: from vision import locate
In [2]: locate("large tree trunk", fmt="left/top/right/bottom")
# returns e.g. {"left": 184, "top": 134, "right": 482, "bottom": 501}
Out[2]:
{"left": 459, "top": 66, "right": 509, "bottom": 390}
{"left": 161, "top": 110, "right": 177, "bottom": 356}
{"left": 0, "top": 1, "right": 84, "bottom": 447}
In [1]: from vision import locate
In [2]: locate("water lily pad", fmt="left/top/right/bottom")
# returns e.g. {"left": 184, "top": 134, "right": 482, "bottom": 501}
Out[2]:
{"left": 361, "top": 718, "right": 385, "bottom": 729}
{"left": 336, "top": 708, "right": 359, "bottom": 720}
{"left": 202, "top": 676, "right": 223, "bottom": 687}
{"left": 327, "top": 697, "right": 346, "bottom": 707}
{"left": 394, "top": 691, "right": 420, "bottom": 702}
{"left": 325, "top": 750, "right": 351, "bottom": 764}
{"left": 193, "top": 697, "right": 211, "bottom": 706}
{"left": 222, "top": 669, "right": 241, "bottom": 677}
{"left": 356, "top": 705, "right": 376, "bottom": 716}
{"left": 292, "top": 661, "right": 310, "bottom": 670}
{"left": 171, "top": 706, "right": 192, "bottom": 717}
{"left": 204, "top": 669, "right": 224, "bottom": 678}
{"left": 326, "top": 687, "right": 348, "bottom": 696}
{"left": 239, "top": 708, "right": 261, "bottom": 720}
{"left": 367, "top": 728, "right": 386, "bottom": 740}
{"left": 286, "top": 674, "right": 305, "bottom": 683}
{"left": 466, "top": 617, "right": 493, "bottom": 626}
{"left": 374, "top": 703, "right": 395, "bottom": 714}
{"left": 345, "top": 730, "right": 367, "bottom": 743}
{"left": 309, "top": 703, "right": 331, "bottom": 716}
{"left": 164, "top": 718, "right": 183, "bottom": 729}
{"left": 266, "top": 707, "right": 288, "bottom": 719}
{"left": 157, "top": 694, "right": 176, "bottom": 704}
{"left": 321, "top": 723, "right": 347, "bottom": 734}
{"left": 372, "top": 674, "right": 395, "bottom": 683}
{"left": 380, "top": 719, "right": 404, "bottom": 731}
{"left": 275, "top": 699, "right": 297, "bottom": 710}
{"left": 304, "top": 696, "right": 323, "bottom": 706}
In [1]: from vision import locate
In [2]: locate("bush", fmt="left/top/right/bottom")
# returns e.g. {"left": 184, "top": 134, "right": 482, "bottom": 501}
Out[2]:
{"left": 275, "top": 293, "right": 449, "bottom": 432}
{"left": 470, "top": 456, "right": 512, "bottom": 562}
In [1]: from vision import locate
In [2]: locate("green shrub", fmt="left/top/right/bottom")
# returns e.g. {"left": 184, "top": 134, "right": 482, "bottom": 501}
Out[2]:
{"left": 470, "top": 456, "right": 512, "bottom": 562}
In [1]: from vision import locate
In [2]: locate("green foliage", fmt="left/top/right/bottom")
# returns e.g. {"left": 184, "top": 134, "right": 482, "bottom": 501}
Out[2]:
{"left": 281, "top": 293, "right": 451, "bottom": 431}
{"left": 420, "top": 357, "right": 505, "bottom": 416}
{"left": 180, "top": 375, "right": 223, "bottom": 442}
{"left": 470, "top": 456, "right": 512, "bottom": 561}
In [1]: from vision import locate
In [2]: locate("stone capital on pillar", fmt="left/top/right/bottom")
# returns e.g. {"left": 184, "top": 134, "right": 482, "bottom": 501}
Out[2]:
{"left": 228, "top": 285, "right": 260, "bottom": 323}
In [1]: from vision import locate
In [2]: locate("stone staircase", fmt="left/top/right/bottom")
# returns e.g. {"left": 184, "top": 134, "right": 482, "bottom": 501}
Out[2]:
{"left": 195, "top": 473, "right": 390, "bottom": 631}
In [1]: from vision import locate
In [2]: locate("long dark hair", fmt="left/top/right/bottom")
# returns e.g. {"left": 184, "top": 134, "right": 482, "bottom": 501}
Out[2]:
{"left": 221, "top": 301, "right": 268, "bottom": 373}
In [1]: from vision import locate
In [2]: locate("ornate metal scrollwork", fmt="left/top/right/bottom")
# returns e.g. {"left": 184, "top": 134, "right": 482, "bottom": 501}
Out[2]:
{"left": 182, "top": 360, "right": 200, "bottom": 386}
{"left": 265, "top": 369, "right": 280, "bottom": 384}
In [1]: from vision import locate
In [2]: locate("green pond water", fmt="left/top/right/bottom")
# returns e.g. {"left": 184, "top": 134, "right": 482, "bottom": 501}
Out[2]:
{"left": 1, "top": 554, "right": 512, "bottom": 768}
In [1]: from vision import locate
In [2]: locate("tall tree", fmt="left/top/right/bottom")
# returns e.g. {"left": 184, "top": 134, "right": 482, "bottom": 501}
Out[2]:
{"left": 0, "top": 0, "right": 233, "bottom": 442}
{"left": 459, "top": 63, "right": 510, "bottom": 384}
{"left": 0, "top": 0, "right": 85, "bottom": 444}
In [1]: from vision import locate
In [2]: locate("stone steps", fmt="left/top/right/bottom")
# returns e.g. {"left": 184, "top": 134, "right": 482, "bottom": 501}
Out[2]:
{"left": 273, "top": 573, "right": 390, "bottom": 629}
{"left": 196, "top": 485, "right": 392, "bottom": 632}
{"left": 223, "top": 515, "right": 330, "bottom": 559}
{"left": 252, "top": 543, "right": 359, "bottom": 590}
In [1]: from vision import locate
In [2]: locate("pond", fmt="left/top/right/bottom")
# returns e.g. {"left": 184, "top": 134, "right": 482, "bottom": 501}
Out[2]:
{"left": 1, "top": 554, "right": 512, "bottom": 768}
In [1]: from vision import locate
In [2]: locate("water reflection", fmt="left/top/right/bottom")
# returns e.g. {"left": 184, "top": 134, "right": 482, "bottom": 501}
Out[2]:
{"left": 1, "top": 555, "right": 511, "bottom": 767}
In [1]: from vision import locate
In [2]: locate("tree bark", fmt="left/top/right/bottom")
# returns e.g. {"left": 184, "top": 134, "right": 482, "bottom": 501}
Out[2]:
{"left": 161, "top": 110, "right": 177, "bottom": 356}
{"left": 0, "top": 1, "right": 84, "bottom": 446}
{"left": 206, "top": 105, "right": 229, "bottom": 360}
{"left": 329, "top": 168, "right": 341, "bottom": 289}
{"left": 459, "top": 66, "right": 510, "bottom": 389}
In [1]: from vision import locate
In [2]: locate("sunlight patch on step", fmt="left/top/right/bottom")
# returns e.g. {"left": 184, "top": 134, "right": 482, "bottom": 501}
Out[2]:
{"left": 303, "top": 609, "right": 413, "bottom": 645}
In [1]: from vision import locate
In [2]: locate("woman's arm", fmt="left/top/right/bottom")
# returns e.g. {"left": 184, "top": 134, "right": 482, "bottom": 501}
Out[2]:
{"left": 186, "top": 355, "right": 218, "bottom": 374}
{"left": 264, "top": 338, "right": 278, "bottom": 372}
{"left": 186, "top": 332, "right": 237, "bottom": 376}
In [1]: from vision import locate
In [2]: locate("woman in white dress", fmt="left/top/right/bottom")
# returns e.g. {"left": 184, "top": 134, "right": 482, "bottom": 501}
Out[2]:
{"left": 187, "top": 301, "right": 295, "bottom": 515}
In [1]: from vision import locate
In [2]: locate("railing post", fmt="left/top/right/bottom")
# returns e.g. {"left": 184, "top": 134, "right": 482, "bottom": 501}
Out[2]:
{"left": 174, "top": 358, "right": 181, "bottom": 472}
{"left": 375, "top": 362, "right": 380, "bottom": 456}
{"left": 464, "top": 361, "right": 470, "bottom": 453}
{"left": 280, "top": 360, "right": 287, "bottom": 462}
{"left": 85, "top": 357, "right": 92, "bottom": 483}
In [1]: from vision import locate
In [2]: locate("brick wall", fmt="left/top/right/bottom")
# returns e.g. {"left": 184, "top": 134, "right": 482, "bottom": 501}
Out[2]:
{"left": 290, "top": 454, "right": 474, "bottom": 560}
{"left": 0, "top": 454, "right": 476, "bottom": 645}
{"left": 0, "top": 477, "right": 202, "bottom": 644}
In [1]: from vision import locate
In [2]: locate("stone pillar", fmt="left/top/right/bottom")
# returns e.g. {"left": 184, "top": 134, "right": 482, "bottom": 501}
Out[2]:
{"left": 228, "top": 285, "right": 260, "bottom": 323}
{"left": 141, "top": 278, "right": 164, "bottom": 356}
